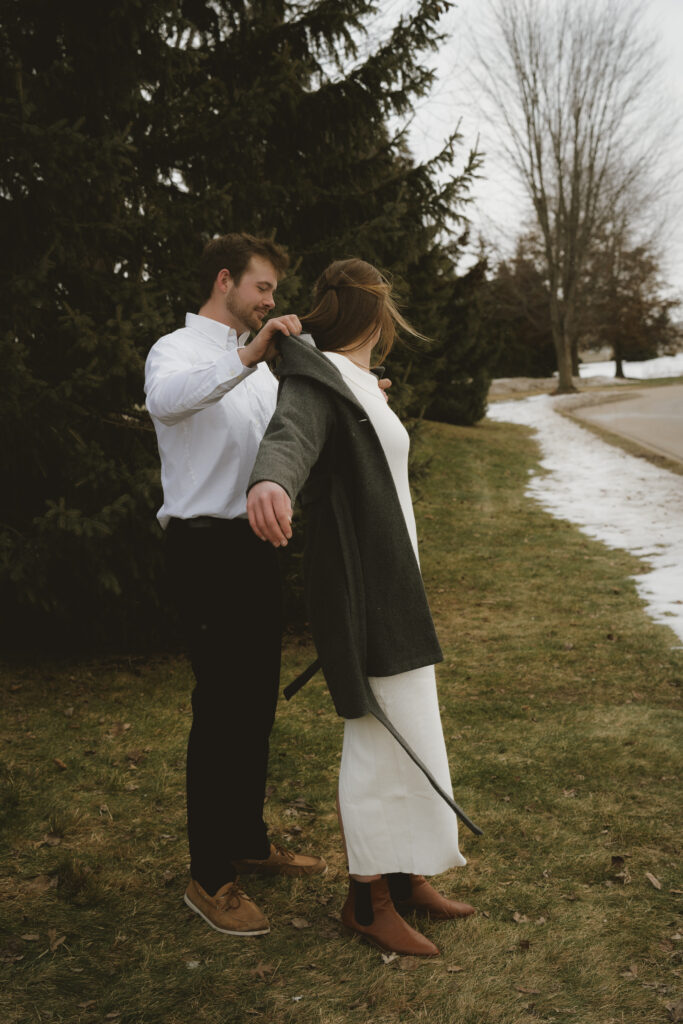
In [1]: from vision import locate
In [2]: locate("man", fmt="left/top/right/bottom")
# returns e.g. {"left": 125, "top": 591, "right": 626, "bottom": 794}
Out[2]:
{"left": 144, "top": 233, "right": 327, "bottom": 939}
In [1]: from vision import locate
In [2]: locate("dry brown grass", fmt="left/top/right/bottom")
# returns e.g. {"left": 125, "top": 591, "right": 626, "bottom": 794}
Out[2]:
{"left": 1, "top": 418, "right": 681, "bottom": 1024}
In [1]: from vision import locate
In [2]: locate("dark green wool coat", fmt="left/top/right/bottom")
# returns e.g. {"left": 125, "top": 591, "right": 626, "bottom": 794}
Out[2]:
{"left": 248, "top": 335, "right": 481, "bottom": 834}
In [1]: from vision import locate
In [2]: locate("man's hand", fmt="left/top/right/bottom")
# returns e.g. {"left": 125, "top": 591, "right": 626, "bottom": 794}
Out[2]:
{"left": 239, "top": 314, "right": 302, "bottom": 368}
{"left": 378, "top": 377, "right": 392, "bottom": 402}
{"left": 247, "top": 481, "right": 293, "bottom": 547}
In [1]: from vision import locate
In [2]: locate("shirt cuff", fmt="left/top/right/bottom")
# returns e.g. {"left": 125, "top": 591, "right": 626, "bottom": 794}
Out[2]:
{"left": 215, "top": 348, "right": 257, "bottom": 391}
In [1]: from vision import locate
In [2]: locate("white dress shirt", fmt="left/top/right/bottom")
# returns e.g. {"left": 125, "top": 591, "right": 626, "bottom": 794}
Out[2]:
{"left": 144, "top": 312, "right": 279, "bottom": 527}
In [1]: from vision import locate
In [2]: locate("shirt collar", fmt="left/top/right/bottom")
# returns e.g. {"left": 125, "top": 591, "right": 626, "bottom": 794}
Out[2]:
{"left": 186, "top": 312, "right": 250, "bottom": 349}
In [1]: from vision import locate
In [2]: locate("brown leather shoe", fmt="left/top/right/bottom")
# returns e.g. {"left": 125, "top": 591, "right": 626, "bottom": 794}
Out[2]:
{"left": 184, "top": 879, "right": 270, "bottom": 936}
{"left": 232, "top": 843, "right": 327, "bottom": 878}
{"left": 391, "top": 874, "right": 476, "bottom": 921}
{"left": 341, "top": 877, "right": 439, "bottom": 957}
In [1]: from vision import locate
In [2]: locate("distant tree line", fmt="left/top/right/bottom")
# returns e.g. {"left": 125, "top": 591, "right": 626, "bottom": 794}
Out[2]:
{"left": 1, "top": 0, "right": 489, "bottom": 653}
{"left": 484, "top": 228, "right": 679, "bottom": 380}
{"left": 473, "top": 0, "right": 680, "bottom": 390}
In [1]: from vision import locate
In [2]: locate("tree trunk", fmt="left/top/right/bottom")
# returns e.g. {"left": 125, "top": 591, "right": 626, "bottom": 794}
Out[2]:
{"left": 614, "top": 335, "right": 625, "bottom": 378}
{"left": 550, "top": 293, "right": 577, "bottom": 393}
{"left": 554, "top": 337, "right": 576, "bottom": 392}
{"left": 571, "top": 335, "right": 580, "bottom": 376}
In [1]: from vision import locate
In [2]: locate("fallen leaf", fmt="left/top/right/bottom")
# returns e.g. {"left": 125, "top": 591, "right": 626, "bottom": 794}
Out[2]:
{"left": 290, "top": 797, "right": 315, "bottom": 811}
{"left": 645, "top": 872, "right": 662, "bottom": 890}
{"left": 447, "top": 964, "right": 465, "bottom": 973}
{"left": 26, "top": 874, "right": 58, "bottom": 893}
{"left": 518, "top": 940, "right": 531, "bottom": 951}
{"left": 53, "top": 758, "right": 68, "bottom": 771}
{"left": 291, "top": 995, "right": 303, "bottom": 1002}
{"left": 78, "top": 1001, "right": 96, "bottom": 1009}
{"left": 515, "top": 986, "right": 541, "bottom": 995}
{"left": 616, "top": 869, "right": 632, "bottom": 884}
{"left": 398, "top": 956, "right": 421, "bottom": 971}
{"left": 562, "top": 788, "right": 577, "bottom": 798}
{"left": 536, "top": 917, "right": 546, "bottom": 925}
{"left": 105, "top": 1014, "right": 121, "bottom": 1021}
{"left": 667, "top": 997, "right": 683, "bottom": 1023}
{"left": 291, "top": 917, "right": 311, "bottom": 930}
{"left": 47, "top": 928, "right": 66, "bottom": 952}
{"left": 185, "top": 960, "right": 200, "bottom": 969}
{"left": 512, "top": 911, "right": 529, "bottom": 923}
{"left": 381, "top": 952, "right": 399, "bottom": 964}
{"left": 251, "top": 961, "right": 275, "bottom": 981}
{"left": 20, "top": 934, "right": 40, "bottom": 942}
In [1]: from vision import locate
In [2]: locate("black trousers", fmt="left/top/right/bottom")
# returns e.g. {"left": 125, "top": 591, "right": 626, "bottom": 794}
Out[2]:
{"left": 166, "top": 517, "right": 282, "bottom": 893}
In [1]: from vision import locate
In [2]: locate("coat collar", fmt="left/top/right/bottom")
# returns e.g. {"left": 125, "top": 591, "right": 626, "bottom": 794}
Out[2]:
{"left": 276, "top": 334, "right": 368, "bottom": 417}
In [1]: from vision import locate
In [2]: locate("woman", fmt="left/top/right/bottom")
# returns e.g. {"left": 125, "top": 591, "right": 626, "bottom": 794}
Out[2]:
{"left": 247, "top": 259, "right": 478, "bottom": 957}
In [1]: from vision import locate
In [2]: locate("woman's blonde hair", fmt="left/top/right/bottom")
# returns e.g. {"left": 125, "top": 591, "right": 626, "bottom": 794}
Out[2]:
{"left": 300, "top": 258, "right": 425, "bottom": 364}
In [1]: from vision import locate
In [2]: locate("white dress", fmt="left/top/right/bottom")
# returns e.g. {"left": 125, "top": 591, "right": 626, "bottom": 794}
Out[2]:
{"left": 323, "top": 351, "right": 467, "bottom": 877}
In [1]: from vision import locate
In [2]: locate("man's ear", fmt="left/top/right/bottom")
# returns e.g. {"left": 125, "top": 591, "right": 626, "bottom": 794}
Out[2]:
{"left": 216, "top": 268, "right": 232, "bottom": 293}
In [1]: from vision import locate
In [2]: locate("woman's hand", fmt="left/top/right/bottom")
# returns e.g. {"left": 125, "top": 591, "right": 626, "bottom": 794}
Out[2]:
{"left": 247, "top": 481, "right": 293, "bottom": 546}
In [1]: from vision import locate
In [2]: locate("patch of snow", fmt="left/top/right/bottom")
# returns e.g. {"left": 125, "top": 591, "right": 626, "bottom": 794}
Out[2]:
{"left": 487, "top": 394, "right": 683, "bottom": 645}
{"left": 579, "top": 352, "right": 683, "bottom": 379}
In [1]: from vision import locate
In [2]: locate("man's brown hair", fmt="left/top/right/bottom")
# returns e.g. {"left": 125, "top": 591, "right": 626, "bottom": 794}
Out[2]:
{"left": 199, "top": 233, "right": 289, "bottom": 301}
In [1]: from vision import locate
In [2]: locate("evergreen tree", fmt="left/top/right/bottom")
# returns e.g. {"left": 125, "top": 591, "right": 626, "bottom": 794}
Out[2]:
{"left": 579, "top": 238, "right": 679, "bottom": 377}
{"left": 484, "top": 237, "right": 557, "bottom": 379}
{"left": 421, "top": 249, "right": 495, "bottom": 425}
{"left": 1, "top": 0, "right": 484, "bottom": 651}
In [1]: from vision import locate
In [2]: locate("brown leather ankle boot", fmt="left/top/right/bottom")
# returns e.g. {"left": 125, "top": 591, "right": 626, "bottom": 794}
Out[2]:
{"left": 387, "top": 873, "right": 476, "bottom": 921}
{"left": 340, "top": 877, "right": 439, "bottom": 956}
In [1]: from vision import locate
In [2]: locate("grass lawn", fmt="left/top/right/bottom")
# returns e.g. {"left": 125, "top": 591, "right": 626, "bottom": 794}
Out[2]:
{"left": 1, "top": 418, "right": 681, "bottom": 1024}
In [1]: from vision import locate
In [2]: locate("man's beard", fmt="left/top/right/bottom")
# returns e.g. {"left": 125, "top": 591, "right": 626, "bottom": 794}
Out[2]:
{"left": 225, "top": 293, "right": 266, "bottom": 334}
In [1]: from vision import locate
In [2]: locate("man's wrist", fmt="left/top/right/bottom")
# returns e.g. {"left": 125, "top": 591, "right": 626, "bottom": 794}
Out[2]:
{"left": 238, "top": 346, "right": 258, "bottom": 368}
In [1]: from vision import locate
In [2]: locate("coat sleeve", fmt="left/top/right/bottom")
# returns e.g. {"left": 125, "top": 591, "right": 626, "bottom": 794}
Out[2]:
{"left": 247, "top": 375, "right": 334, "bottom": 502}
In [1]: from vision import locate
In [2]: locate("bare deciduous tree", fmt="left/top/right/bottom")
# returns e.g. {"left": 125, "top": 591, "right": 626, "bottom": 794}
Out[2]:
{"left": 473, "top": 0, "right": 670, "bottom": 391}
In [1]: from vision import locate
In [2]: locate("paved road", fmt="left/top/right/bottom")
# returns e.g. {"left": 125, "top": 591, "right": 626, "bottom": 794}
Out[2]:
{"left": 571, "top": 384, "right": 683, "bottom": 464}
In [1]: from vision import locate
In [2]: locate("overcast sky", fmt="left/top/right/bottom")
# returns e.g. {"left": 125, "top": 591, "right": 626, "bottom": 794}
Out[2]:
{"left": 390, "top": 0, "right": 683, "bottom": 301}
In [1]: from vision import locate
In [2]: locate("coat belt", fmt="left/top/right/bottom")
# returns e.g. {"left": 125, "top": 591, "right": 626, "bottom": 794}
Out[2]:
{"left": 283, "top": 658, "right": 483, "bottom": 837}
